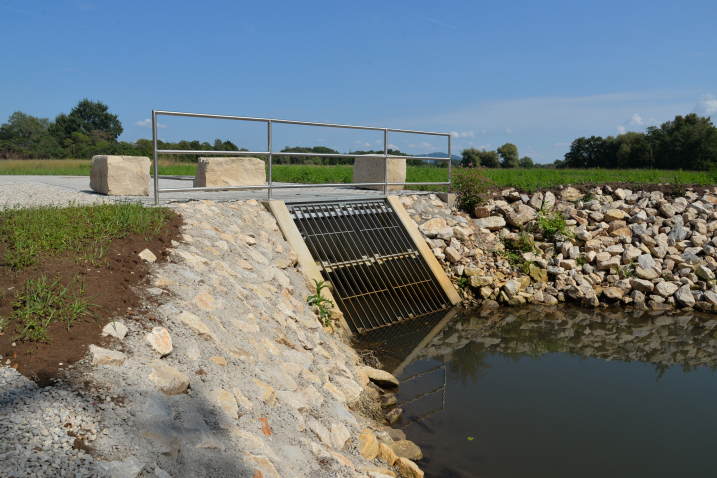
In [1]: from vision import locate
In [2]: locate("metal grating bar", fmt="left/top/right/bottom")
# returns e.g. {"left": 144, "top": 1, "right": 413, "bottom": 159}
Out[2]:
{"left": 290, "top": 199, "right": 451, "bottom": 334}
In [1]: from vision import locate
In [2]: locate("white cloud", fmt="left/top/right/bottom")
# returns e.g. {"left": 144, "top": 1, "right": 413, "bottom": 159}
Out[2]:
{"left": 388, "top": 143, "right": 399, "bottom": 149}
{"left": 477, "top": 144, "right": 491, "bottom": 150}
{"left": 482, "top": 129, "right": 487, "bottom": 134}
{"left": 450, "top": 131, "right": 474, "bottom": 138}
{"left": 553, "top": 142, "right": 569, "bottom": 148}
{"left": 407, "top": 142, "right": 434, "bottom": 150}
{"left": 505, "top": 129, "right": 512, "bottom": 133}
{"left": 375, "top": 140, "right": 382, "bottom": 144}
{"left": 627, "top": 113, "right": 657, "bottom": 126}
{"left": 134, "top": 119, "right": 166, "bottom": 129}
{"left": 316, "top": 138, "right": 325, "bottom": 142}
{"left": 694, "top": 93, "right": 717, "bottom": 116}
{"left": 355, "top": 140, "right": 371, "bottom": 147}
{"left": 617, "top": 126, "right": 626, "bottom": 134}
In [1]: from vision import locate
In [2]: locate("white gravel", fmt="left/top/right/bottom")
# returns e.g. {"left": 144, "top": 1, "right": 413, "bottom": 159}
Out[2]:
{"left": 0, "top": 183, "right": 115, "bottom": 210}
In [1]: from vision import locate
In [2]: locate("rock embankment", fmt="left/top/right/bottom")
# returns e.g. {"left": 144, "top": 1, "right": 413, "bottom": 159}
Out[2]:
{"left": 49, "top": 199, "right": 422, "bottom": 478}
{"left": 405, "top": 185, "right": 717, "bottom": 314}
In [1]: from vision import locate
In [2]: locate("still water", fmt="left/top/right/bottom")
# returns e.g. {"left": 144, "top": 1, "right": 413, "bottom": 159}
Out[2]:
{"left": 355, "top": 305, "right": 717, "bottom": 478}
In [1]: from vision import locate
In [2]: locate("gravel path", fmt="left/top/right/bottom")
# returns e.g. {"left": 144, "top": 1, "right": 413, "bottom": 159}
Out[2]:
{"left": 0, "top": 183, "right": 115, "bottom": 210}
{"left": 0, "top": 367, "right": 103, "bottom": 478}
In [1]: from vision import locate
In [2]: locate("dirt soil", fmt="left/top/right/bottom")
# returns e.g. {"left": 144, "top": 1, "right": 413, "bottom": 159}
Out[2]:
{"left": 0, "top": 212, "right": 182, "bottom": 387}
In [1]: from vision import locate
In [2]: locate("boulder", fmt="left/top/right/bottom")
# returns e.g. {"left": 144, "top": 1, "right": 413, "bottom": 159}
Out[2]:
{"left": 145, "top": 327, "right": 173, "bottom": 356}
{"left": 605, "top": 209, "right": 628, "bottom": 222}
{"left": 90, "top": 155, "right": 151, "bottom": 196}
{"left": 89, "top": 345, "right": 127, "bottom": 366}
{"left": 474, "top": 216, "right": 506, "bottom": 231}
{"left": 602, "top": 287, "right": 625, "bottom": 299}
{"left": 561, "top": 187, "right": 583, "bottom": 201}
{"left": 148, "top": 362, "right": 190, "bottom": 395}
{"left": 630, "top": 278, "right": 654, "bottom": 293}
{"left": 654, "top": 281, "right": 679, "bottom": 297}
{"left": 474, "top": 206, "right": 491, "bottom": 218}
{"left": 353, "top": 155, "right": 406, "bottom": 190}
{"left": 361, "top": 366, "right": 399, "bottom": 388}
{"left": 675, "top": 285, "right": 696, "bottom": 307}
{"left": 392, "top": 440, "right": 422, "bottom": 461}
{"left": 359, "top": 429, "right": 380, "bottom": 460}
{"left": 506, "top": 204, "right": 537, "bottom": 227}
{"left": 193, "top": 157, "right": 266, "bottom": 188}
{"left": 543, "top": 191, "right": 556, "bottom": 209}
{"left": 419, "top": 218, "right": 447, "bottom": 238}
{"left": 470, "top": 276, "right": 493, "bottom": 288}
{"left": 529, "top": 192, "right": 544, "bottom": 210}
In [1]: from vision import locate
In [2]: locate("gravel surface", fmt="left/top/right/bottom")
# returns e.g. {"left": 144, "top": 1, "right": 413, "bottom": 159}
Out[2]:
{"left": 0, "top": 183, "right": 115, "bottom": 210}
{"left": 0, "top": 367, "right": 103, "bottom": 478}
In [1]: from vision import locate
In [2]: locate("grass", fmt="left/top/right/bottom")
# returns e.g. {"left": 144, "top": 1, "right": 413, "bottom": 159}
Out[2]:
{"left": 8, "top": 275, "right": 103, "bottom": 343}
{"left": 0, "top": 201, "right": 174, "bottom": 269}
{"left": 1, "top": 160, "right": 714, "bottom": 192}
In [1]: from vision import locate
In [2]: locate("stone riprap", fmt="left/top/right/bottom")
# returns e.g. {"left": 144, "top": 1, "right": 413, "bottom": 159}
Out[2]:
{"left": 352, "top": 155, "right": 407, "bottom": 191}
{"left": 404, "top": 186, "right": 717, "bottom": 314}
{"left": 36, "top": 198, "right": 415, "bottom": 478}
{"left": 89, "top": 155, "right": 151, "bottom": 196}
{"left": 193, "top": 157, "right": 266, "bottom": 188}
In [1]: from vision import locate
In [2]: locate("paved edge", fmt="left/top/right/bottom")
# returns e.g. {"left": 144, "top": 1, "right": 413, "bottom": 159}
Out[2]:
{"left": 387, "top": 195, "right": 462, "bottom": 306}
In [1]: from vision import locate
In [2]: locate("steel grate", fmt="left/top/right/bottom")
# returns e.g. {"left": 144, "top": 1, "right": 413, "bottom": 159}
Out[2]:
{"left": 290, "top": 199, "right": 450, "bottom": 334}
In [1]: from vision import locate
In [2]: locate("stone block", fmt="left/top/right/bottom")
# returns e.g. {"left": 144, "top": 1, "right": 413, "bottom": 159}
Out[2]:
{"left": 90, "top": 155, "right": 150, "bottom": 196}
{"left": 193, "top": 157, "right": 266, "bottom": 188}
{"left": 353, "top": 155, "right": 406, "bottom": 191}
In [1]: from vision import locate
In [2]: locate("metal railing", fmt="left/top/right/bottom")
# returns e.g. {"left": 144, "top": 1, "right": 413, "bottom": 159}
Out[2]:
{"left": 151, "top": 110, "right": 451, "bottom": 205}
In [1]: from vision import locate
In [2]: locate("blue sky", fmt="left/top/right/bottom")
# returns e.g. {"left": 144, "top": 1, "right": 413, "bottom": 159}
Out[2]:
{"left": 1, "top": 0, "right": 715, "bottom": 163}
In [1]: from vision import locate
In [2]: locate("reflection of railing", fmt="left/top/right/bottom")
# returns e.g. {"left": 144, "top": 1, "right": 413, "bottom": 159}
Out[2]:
{"left": 151, "top": 110, "right": 452, "bottom": 205}
{"left": 394, "top": 364, "right": 447, "bottom": 429}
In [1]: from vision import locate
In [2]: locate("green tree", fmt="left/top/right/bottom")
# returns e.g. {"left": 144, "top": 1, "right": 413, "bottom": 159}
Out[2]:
{"left": 460, "top": 147, "right": 481, "bottom": 167}
{"left": 51, "top": 99, "right": 123, "bottom": 142}
{"left": 478, "top": 149, "right": 501, "bottom": 168}
{"left": 648, "top": 113, "right": 717, "bottom": 171}
{"left": 563, "top": 136, "right": 604, "bottom": 168}
{"left": 0, "top": 112, "right": 51, "bottom": 140}
{"left": 519, "top": 156, "right": 534, "bottom": 168}
{"left": 497, "top": 143, "right": 519, "bottom": 168}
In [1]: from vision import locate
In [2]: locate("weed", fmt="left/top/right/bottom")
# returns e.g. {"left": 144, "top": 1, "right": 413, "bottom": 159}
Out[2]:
{"left": 307, "top": 279, "right": 335, "bottom": 329}
{"left": 582, "top": 193, "right": 595, "bottom": 203}
{"left": 451, "top": 165, "right": 499, "bottom": 213}
{"left": 537, "top": 207, "right": 572, "bottom": 241}
{"left": 456, "top": 277, "right": 468, "bottom": 289}
{"left": 8, "top": 274, "right": 103, "bottom": 343}
{"left": 613, "top": 263, "right": 636, "bottom": 279}
{"left": 662, "top": 271, "right": 673, "bottom": 281}
{"left": 500, "top": 231, "right": 536, "bottom": 269}
{"left": 576, "top": 254, "right": 587, "bottom": 266}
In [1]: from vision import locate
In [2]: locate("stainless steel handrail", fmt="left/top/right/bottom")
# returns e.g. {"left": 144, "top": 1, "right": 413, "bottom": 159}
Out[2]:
{"left": 151, "top": 110, "right": 452, "bottom": 205}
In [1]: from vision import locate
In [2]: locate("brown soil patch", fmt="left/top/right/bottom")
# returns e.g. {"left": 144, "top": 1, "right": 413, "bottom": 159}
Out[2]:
{"left": 0, "top": 212, "right": 182, "bottom": 387}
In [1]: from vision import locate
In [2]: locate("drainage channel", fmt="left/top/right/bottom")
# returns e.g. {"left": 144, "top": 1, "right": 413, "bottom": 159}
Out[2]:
{"left": 288, "top": 199, "right": 452, "bottom": 334}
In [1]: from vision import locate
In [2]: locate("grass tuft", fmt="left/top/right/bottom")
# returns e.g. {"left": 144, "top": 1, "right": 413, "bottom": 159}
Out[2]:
{"left": 0, "top": 201, "right": 173, "bottom": 269}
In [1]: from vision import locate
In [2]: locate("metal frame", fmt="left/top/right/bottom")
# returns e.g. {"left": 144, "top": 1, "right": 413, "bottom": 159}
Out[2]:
{"left": 151, "top": 110, "right": 452, "bottom": 205}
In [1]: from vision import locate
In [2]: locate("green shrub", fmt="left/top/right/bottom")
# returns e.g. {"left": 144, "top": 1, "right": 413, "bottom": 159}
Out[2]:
{"left": 537, "top": 208, "right": 572, "bottom": 241}
{"left": 451, "top": 165, "right": 499, "bottom": 213}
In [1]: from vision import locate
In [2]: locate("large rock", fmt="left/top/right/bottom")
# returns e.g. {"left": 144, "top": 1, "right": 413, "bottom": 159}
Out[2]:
{"left": 90, "top": 155, "right": 150, "bottom": 196}
{"left": 359, "top": 429, "right": 379, "bottom": 460}
{"left": 148, "top": 362, "right": 190, "bottom": 395}
{"left": 419, "top": 218, "right": 447, "bottom": 238}
{"left": 89, "top": 345, "right": 127, "bottom": 366}
{"left": 361, "top": 366, "right": 399, "bottom": 388}
{"left": 506, "top": 204, "right": 537, "bottom": 227}
{"left": 353, "top": 155, "right": 406, "bottom": 191}
{"left": 543, "top": 191, "right": 556, "bottom": 209}
{"left": 193, "top": 157, "right": 266, "bottom": 188}
{"left": 561, "top": 187, "right": 583, "bottom": 201}
{"left": 675, "top": 285, "right": 696, "bottom": 308}
{"left": 392, "top": 440, "right": 422, "bottom": 461}
{"left": 145, "top": 327, "right": 173, "bottom": 356}
{"left": 654, "top": 281, "right": 679, "bottom": 297}
{"left": 475, "top": 216, "right": 506, "bottom": 231}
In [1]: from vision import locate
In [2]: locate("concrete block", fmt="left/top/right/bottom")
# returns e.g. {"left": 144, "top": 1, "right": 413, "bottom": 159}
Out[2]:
{"left": 437, "top": 192, "right": 456, "bottom": 208}
{"left": 193, "top": 157, "right": 266, "bottom": 188}
{"left": 352, "top": 155, "right": 406, "bottom": 191}
{"left": 90, "top": 155, "right": 150, "bottom": 196}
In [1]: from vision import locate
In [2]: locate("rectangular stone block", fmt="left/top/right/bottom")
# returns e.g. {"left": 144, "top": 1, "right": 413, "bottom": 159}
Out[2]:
{"left": 90, "top": 155, "right": 151, "bottom": 196}
{"left": 193, "top": 157, "right": 266, "bottom": 188}
{"left": 352, "top": 155, "right": 406, "bottom": 191}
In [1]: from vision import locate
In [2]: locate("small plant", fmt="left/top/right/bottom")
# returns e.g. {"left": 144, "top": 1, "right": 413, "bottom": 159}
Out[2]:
{"left": 451, "top": 164, "right": 499, "bottom": 214}
{"left": 9, "top": 274, "right": 103, "bottom": 343}
{"left": 576, "top": 254, "right": 586, "bottom": 266}
{"left": 536, "top": 207, "right": 572, "bottom": 241}
{"left": 500, "top": 231, "right": 537, "bottom": 269}
{"left": 613, "top": 263, "right": 636, "bottom": 279}
{"left": 456, "top": 277, "right": 468, "bottom": 289}
{"left": 582, "top": 193, "right": 595, "bottom": 203}
{"left": 662, "top": 271, "right": 673, "bottom": 281}
{"left": 307, "top": 279, "right": 335, "bottom": 329}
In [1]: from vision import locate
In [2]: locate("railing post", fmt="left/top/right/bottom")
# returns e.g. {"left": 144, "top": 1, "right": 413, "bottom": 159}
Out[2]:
{"left": 267, "top": 121, "right": 273, "bottom": 200}
{"left": 383, "top": 129, "right": 388, "bottom": 196}
{"left": 152, "top": 110, "right": 159, "bottom": 206}
{"left": 447, "top": 134, "right": 452, "bottom": 193}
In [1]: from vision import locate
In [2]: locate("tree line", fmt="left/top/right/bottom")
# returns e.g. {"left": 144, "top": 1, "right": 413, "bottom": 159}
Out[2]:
{"left": 460, "top": 143, "right": 537, "bottom": 169}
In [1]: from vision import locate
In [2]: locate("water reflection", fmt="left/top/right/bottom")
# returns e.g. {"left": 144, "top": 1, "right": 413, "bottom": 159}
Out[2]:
{"left": 353, "top": 305, "right": 717, "bottom": 478}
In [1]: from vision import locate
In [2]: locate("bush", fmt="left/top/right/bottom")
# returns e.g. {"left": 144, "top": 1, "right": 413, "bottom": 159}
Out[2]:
{"left": 536, "top": 208, "right": 572, "bottom": 241}
{"left": 451, "top": 165, "right": 498, "bottom": 213}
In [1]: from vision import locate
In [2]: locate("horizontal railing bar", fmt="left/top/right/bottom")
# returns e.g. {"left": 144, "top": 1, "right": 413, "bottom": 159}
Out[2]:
{"left": 156, "top": 150, "right": 451, "bottom": 161}
{"left": 153, "top": 110, "right": 450, "bottom": 136}
{"left": 157, "top": 150, "right": 269, "bottom": 155}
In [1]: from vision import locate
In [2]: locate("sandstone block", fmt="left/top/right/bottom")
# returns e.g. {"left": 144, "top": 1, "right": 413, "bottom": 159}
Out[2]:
{"left": 90, "top": 155, "right": 150, "bottom": 196}
{"left": 148, "top": 362, "right": 189, "bottom": 395}
{"left": 360, "top": 429, "right": 380, "bottom": 460}
{"left": 475, "top": 216, "right": 506, "bottom": 231}
{"left": 101, "top": 321, "right": 128, "bottom": 340}
{"left": 89, "top": 345, "right": 126, "bottom": 366}
{"left": 353, "top": 155, "right": 406, "bottom": 190}
{"left": 361, "top": 366, "right": 400, "bottom": 388}
{"left": 397, "top": 458, "right": 425, "bottom": 478}
{"left": 193, "top": 157, "right": 266, "bottom": 188}
{"left": 391, "top": 440, "right": 423, "bottom": 461}
{"left": 145, "top": 327, "right": 173, "bottom": 356}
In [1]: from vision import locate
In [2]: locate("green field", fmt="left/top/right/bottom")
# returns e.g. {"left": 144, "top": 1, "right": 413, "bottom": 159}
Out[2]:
{"left": 0, "top": 160, "right": 713, "bottom": 192}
